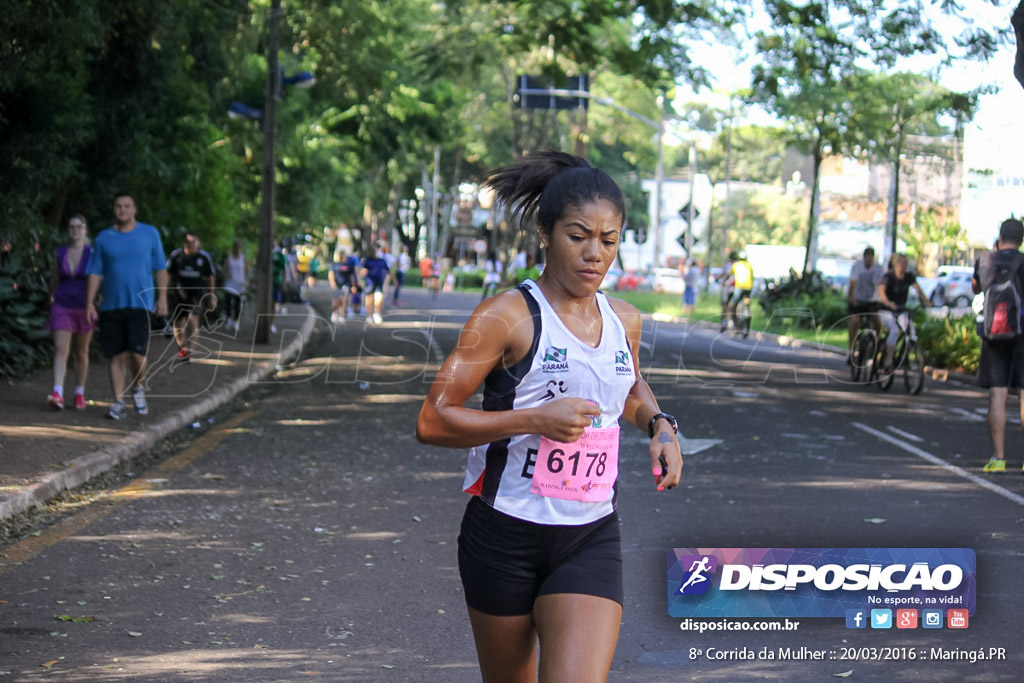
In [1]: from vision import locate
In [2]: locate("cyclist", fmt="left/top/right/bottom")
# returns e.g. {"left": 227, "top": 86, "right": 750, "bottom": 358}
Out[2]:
{"left": 725, "top": 251, "right": 754, "bottom": 334}
{"left": 847, "top": 247, "right": 884, "bottom": 362}
{"left": 876, "top": 254, "right": 929, "bottom": 372}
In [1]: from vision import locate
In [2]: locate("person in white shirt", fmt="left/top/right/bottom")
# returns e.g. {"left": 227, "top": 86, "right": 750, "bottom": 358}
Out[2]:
{"left": 847, "top": 247, "right": 885, "bottom": 359}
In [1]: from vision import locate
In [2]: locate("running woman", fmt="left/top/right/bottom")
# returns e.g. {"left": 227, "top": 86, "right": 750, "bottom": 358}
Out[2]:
{"left": 417, "top": 151, "right": 683, "bottom": 683}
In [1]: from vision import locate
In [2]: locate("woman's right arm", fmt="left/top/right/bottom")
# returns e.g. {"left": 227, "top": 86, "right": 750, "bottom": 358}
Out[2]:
{"left": 417, "top": 292, "right": 598, "bottom": 448}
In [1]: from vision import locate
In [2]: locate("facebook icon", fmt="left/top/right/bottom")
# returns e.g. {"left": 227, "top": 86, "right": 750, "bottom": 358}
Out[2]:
{"left": 845, "top": 609, "right": 867, "bottom": 629}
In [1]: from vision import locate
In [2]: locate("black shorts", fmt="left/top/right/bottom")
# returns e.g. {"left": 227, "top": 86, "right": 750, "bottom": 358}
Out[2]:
{"left": 849, "top": 301, "right": 880, "bottom": 316}
{"left": 457, "top": 496, "right": 623, "bottom": 616}
{"left": 365, "top": 278, "right": 385, "bottom": 295}
{"left": 98, "top": 308, "right": 150, "bottom": 358}
{"left": 978, "top": 337, "right": 1024, "bottom": 389}
{"left": 170, "top": 293, "right": 206, "bottom": 322}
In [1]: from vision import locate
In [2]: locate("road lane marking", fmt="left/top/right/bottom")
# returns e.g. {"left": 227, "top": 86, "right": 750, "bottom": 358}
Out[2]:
{"left": 885, "top": 426, "right": 925, "bottom": 443}
{"left": 852, "top": 421, "right": 1024, "bottom": 507}
{"left": 0, "top": 409, "right": 259, "bottom": 574}
{"left": 949, "top": 406, "right": 985, "bottom": 422}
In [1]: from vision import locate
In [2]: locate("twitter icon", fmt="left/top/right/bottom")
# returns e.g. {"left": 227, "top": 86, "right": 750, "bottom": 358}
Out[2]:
{"left": 870, "top": 609, "right": 892, "bottom": 629}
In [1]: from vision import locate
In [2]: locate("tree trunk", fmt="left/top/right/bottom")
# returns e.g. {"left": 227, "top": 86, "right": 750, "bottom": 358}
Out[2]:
{"left": 887, "top": 152, "right": 902, "bottom": 259}
{"left": 803, "top": 144, "right": 823, "bottom": 274}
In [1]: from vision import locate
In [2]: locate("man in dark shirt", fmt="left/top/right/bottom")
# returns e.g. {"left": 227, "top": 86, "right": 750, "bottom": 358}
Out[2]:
{"left": 972, "top": 218, "right": 1024, "bottom": 474}
{"left": 167, "top": 233, "right": 216, "bottom": 362}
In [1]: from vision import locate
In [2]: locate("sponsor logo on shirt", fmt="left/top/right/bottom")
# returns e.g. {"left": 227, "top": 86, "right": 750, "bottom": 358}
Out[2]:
{"left": 615, "top": 350, "right": 633, "bottom": 375}
{"left": 542, "top": 346, "right": 569, "bottom": 373}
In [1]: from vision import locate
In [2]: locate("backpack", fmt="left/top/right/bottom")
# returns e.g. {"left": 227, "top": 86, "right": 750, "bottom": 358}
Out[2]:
{"left": 982, "top": 250, "right": 1024, "bottom": 340}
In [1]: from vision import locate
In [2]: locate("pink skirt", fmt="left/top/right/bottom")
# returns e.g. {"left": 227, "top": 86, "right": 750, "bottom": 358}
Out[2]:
{"left": 47, "top": 304, "right": 95, "bottom": 334}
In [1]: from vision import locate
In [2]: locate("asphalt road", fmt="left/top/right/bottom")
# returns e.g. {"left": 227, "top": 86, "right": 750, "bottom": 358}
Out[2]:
{"left": 1, "top": 287, "right": 1021, "bottom": 681}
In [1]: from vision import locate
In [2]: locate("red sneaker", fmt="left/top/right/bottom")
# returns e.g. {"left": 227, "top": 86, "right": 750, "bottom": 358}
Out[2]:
{"left": 177, "top": 347, "right": 191, "bottom": 363}
{"left": 74, "top": 394, "right": 86, "bottom": 410}
{"left": 47, "top": 392, "right": 64, "bottom": 410}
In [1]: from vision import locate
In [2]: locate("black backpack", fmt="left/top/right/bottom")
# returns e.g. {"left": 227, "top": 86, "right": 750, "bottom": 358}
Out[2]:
{"left": 982, "top": 251, "right": 1024, "bottom": 340}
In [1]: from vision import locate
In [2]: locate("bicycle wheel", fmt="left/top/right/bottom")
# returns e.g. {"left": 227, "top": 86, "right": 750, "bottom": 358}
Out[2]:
{"left": 903, "top": 336, "right": 924, "bottom": 394}
{"left": 852, "top": 331, "right": 875, "bottom": 383}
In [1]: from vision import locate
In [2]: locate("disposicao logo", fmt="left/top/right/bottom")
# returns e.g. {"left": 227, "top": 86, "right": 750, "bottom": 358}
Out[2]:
{"left": 668, "top": 548, "right": 976, "bottom": 619}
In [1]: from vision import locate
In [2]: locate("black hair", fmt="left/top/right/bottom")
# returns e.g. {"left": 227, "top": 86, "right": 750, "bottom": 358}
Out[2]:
{"left": 1000, "top": 218, "right": 1024, "bottom": 245}
{"left": 112, "top": 191, "right": 135, "bottom": 204}
{"left": 863, "top": 247, "right": 875, "bottom": 256}
{"left": 484, "top": 150, "right": 625, "bottom": 235}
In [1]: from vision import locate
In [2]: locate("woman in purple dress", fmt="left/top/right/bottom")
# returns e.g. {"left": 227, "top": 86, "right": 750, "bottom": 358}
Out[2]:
{"left": 46, "top": 215, "right": 95, "bottom": 410}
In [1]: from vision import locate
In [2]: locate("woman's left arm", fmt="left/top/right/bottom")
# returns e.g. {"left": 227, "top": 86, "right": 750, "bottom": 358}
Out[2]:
{"left": 610, "top": 298, "right": 683, "bottom": 491}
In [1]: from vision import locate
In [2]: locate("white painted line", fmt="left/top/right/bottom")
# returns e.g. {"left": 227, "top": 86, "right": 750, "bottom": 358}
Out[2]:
{"left": 949, "top": 407, "right": 986, "bottom": 423}
{"left": 885, "top": 425, "right": 925, "bottom": 443}
{"left": 852, "top": 422, "right": 1024, "bottom": 507}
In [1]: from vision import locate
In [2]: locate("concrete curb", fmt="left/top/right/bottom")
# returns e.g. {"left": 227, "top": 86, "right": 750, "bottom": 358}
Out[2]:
{"left": 0, "top": 306, "right": 318, "bottom": 523}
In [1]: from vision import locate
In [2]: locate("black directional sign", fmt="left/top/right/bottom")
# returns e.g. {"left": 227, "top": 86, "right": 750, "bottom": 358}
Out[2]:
{"left": 678, "top": 203, "right": 700, "bottom": 223}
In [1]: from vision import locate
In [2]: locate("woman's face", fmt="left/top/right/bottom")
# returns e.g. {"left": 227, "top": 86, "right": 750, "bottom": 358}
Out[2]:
{"left": 68, "top": 218, "right": 86, "bottom": 241}
{"left": 543, "top": 198, "right": 621, "bottom": 296}
{"left": 893, "top": 257, "right": 908, "bottom": 276}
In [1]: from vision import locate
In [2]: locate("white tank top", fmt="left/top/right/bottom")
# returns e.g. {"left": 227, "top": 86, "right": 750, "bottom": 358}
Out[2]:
{"left": 223, "top": 253, "right": 247, "bottom": 294}
{"left": 462, "top": 279, "right": 636, "bottom": 525}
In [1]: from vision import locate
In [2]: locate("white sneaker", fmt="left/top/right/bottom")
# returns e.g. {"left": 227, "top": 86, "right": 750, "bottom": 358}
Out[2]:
{"left": 270, "top": 324, "right": 278, "bottom": 334}
{"left": 373, "top": 313, "right": 383, "bottom": 324}
{"left": 330, "top": 312, "right": 339, "bottom": 324}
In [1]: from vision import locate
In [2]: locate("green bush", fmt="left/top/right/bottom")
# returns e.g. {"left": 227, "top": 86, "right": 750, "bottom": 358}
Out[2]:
{"left": 0, "top": 246, "right": 55, "bottom": 379}
{"left": 917, "top": 313, "right": 980, "bottom": 374}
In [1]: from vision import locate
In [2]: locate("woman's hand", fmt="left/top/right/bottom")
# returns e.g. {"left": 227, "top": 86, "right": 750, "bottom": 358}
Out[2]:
{"left": 533, "top": 398, "right": 601, "bottom": 443}
{"left": 650, "top": 427, "right": 683, "bottom": 492}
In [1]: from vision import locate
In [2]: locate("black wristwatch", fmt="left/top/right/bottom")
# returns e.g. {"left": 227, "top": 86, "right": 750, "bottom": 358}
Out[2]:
{"left": 648, "top": 412, "right": 678, "bottom": 438}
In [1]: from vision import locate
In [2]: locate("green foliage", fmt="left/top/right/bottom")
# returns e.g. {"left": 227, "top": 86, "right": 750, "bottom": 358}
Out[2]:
{"left": 917, "top": 314, "right": 980, "bottom": 374}
{"left": 722, "top": 187, "right": 808, "bottom": 249}
{"left": 758, "top": 270, "right": 846, "bottom": 330}
{"left": 0, "top": 248, "right": 54, "bottom": 379}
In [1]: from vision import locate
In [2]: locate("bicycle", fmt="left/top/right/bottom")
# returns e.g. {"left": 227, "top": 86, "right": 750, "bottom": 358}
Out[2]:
{"left": 870, "top": 307, "right": 925, "bottom": 395}
{"left": 849, "top": 309, "right": 879, "bottom": 383}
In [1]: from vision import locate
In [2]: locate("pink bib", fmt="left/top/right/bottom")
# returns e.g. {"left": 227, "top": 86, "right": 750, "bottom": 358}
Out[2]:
{"left": 530, "top": 426, "right": 619, "bottom": 502}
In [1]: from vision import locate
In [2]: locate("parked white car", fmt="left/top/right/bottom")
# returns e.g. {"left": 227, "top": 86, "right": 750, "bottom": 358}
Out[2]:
{"left": 644, "top": 267, "right": 686, "bottom": 295}
{"left": 935, "top": 265, "right": 975, "bottom": 308}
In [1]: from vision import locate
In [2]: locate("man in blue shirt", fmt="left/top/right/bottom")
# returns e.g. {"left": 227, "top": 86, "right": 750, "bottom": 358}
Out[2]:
{"left": 85, "top": 193, "right": 168, "bottom": 420}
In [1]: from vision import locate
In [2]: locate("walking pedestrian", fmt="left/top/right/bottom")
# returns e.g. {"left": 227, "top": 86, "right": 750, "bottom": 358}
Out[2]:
{"left": 481, "top": 250, "right": 502, "bottom": 301}
{"left": 166, "top": 233, "right": 216, "bottom": 362}
{"left": 222, "top": 239, "right": 248, "bottom": 334}
{"left": 361, "top": 245, "right": 389, "bottom": 325}
{"left": 682, "top": 259, "right": 700, "bottom": 315}
{"left": 973, "top": 218, "right": 1024, "bottom": 473}
{"left": 419, "top": 253, "right": 439, "bottom": 298}
{"left": 84, "top": 193, "right": 168, "bottom": 420}
{"left": 46, "top": 214, "right": 96, "bottom": 410}
{"left": 393, "top": 246, "right": 411, "bottom": 305}
{"left": 417, "top": 151, "right": 683, "bottom": 683}
{"left": 328, "top": 249, "right": 359, "bottom": 323}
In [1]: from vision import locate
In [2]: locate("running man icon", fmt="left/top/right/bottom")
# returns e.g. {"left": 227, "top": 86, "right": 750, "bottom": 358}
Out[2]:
{"left": 678, "top": 556, "right": 713, "bottom": 595}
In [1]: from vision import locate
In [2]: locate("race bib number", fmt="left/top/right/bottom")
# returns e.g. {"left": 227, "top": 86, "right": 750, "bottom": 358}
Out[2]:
{"left": 530, "top": 426, "right": 619, "bottom": 502}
